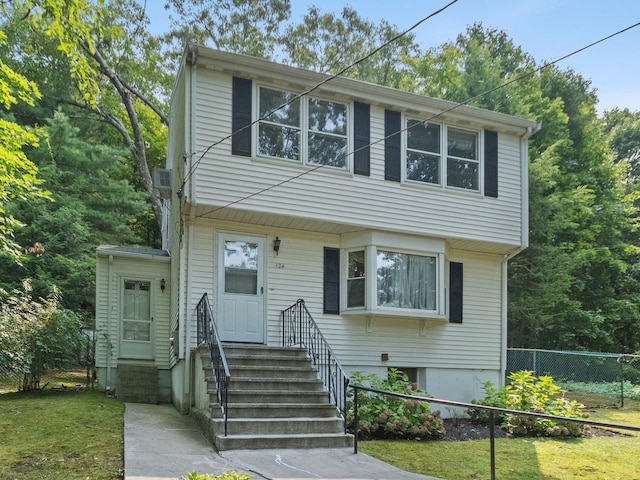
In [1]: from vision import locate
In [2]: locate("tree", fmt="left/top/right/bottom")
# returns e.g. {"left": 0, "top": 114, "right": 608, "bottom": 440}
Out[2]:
{"left": 280, "top": 6, "right": 418, "bottom": 88}
{"left": 0, "top": 112, "right": 147, "bottom": 318}
{"left": 411, "top": 23, "right": 637, "bottom": 351}
{"left": 0, "top": 28, "right": 49, "bottom": 261}
{"left": 0, "top": 281, "right": 85, "bottom": 390}
{"left": 1, "top": 0, "right": 171, "bottom": 233}
{"left": 163, "top": 0, "right": 291, "bottom": 63}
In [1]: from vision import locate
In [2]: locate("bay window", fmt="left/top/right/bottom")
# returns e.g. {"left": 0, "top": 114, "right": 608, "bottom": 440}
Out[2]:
{"left": 342, "top": 233, "right": 447, "bottom": 319}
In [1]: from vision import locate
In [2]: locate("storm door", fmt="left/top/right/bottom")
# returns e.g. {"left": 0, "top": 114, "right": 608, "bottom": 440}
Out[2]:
{"left": 120, "top": 279, "right": 154, "bottom": 359}
{"left": 217, "top": 234, "right": 265, "bottom": 343}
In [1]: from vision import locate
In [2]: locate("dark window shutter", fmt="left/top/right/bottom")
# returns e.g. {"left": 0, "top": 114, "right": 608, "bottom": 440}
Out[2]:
{"left": 323, "top": 247, "right": 340, "bottom": 314}
{"left": 449, "top": 262, "right": 463, "bottom": 323}
{"left": 353, "top": 102, "right": 370, "bottom": 176}
{"left": 484, "top": 130, "right": 498, "bottom": 198}
{"left": 385, "top": 109, "right": 401, "bottom": 182}
{"left": 232, "top": 77, "right": 252, "bottom": 157}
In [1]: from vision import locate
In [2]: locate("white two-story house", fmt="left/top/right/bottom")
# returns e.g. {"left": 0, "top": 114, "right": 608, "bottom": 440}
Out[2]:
{"left": 95, "top": 45, "right": 538, "bottom": 419}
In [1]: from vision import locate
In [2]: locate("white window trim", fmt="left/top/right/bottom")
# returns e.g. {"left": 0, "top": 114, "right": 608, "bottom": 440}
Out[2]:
{"left": 254, "top": 84, "right": 353, "bottom": 171}
{"left": 403, "top": 115, "right": 485, "bottom": 194}
{"left": 341, "top": 231, "right": 447, "bottom": 320}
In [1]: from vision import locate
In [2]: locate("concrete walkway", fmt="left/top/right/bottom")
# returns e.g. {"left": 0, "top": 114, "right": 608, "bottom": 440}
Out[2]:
{"left": 124, "top": 403, "right": 440, "bottom": 480}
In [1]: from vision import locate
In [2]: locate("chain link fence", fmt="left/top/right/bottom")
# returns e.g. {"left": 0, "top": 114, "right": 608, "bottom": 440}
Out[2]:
{"left": 507, "top": 348, "right": 640, "bottom": 407}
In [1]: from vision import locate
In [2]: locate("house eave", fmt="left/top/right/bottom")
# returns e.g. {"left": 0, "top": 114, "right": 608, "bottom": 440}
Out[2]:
{"left": 96, "top": 245, "right": 171, "bottom": 262}
{"left": 186, "top": 45, "right": 538, "bottom": 137}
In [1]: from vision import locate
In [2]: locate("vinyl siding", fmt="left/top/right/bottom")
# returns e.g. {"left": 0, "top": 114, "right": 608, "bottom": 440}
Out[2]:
{"left": 94, "top": 252, "right": 171, "bottom": 369}
{"left": 181, "top": 220, "right": 503, "bottom": 372}
{"left": 190, "top": 68, "right": 526, "bottom": 249}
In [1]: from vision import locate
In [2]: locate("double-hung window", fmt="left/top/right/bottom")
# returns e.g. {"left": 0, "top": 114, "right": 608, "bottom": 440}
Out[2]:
{"left": 258, "top": 88, "right": 301, "bottom": 161}
{"left": 405, "top": 118, "right": 479, "bottom": 191}
{"left": 447, "top": 127, "right": 479, "bottom": 190}
{"left": 258, "top": 86, "right": 349, "bottom": 169}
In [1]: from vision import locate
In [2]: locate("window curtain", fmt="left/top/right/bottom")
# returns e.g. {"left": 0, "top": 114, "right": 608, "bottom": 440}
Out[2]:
{"left": 378, "top": 252, "right": 436, "bottom": 310}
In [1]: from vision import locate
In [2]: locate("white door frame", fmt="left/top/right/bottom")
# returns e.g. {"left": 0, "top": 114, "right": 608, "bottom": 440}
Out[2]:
{"left": 119, "top": 277, "right": 155, "bottom": 359}
{"left": 216, "top": 232, "right": 266, "bottom": 343}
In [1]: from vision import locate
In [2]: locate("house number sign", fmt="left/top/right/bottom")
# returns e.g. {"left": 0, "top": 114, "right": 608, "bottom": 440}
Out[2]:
{"left": 275, "top": 263, "right": 285, "bottom": 269}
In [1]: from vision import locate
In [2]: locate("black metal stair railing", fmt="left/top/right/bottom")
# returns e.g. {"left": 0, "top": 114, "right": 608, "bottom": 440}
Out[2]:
{"left": 196, "top": 293, "right": 231, "bottom": 436}
{"left": 282, "top": 299, "right": 350, "bottom": 430}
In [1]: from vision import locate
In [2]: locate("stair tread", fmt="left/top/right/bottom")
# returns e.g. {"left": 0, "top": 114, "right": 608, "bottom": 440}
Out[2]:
{"left": 220, "top": 416, "right": 341, "bottom": 422}
{"left": 217, "top": 433, "right": 350, "bottom": 438}
{"left": 227, "top": 404, "right": 335, "bottom": 409}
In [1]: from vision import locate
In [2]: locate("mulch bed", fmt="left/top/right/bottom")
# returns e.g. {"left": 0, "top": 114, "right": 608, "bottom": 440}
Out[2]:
{"left": 441, "top": 419, "right": 626, "bottom": 441}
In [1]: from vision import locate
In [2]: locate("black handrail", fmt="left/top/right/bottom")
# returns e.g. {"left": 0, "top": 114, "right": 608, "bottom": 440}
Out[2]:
{"left": 196, "top": 293, "right": 231, "bottom": 436}
{"left": 282, "top": 299, "right": 350, "bottom": 431}
{"left": 351, "top": 384, "right": 640, "bottom": 480}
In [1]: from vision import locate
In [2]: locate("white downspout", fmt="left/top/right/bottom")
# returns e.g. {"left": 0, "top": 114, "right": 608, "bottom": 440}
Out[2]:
{"left": 500, "top": 122, "right": 542, "bottom": 386}
{"left": 106, "top": 254, "right": 113, "bottom": 389}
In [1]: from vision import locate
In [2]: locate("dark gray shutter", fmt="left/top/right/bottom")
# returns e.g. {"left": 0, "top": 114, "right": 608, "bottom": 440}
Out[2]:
{"left": 353, "top": 102, "right": 370, "bottom": 176}
{"left": 232, "top": 76, "right": 252, "bottom": 157}
{"left": 449, "top": 262, "right": 463, "bottom": 323}
{"left": 484, "top": 130, "right": 498, "bottom": 198}
{"left": 385, "top": 109, "right": 401, "bottom": 182}
{"left": 323, "top": 247, "right": 340, "bottom": 314}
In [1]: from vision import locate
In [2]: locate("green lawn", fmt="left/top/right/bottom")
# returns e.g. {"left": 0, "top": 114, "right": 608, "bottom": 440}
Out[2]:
{"left": 1, "top": 388, "right": 639, "bottom": 480}
{"left": 0, "top": 390, "right": 124, "bottom": 480}
{"left": 360, "top": 400, "right": 640, "bottom": 480}
{"left": 358, "top": 401, "right": 640, "bottom": 480}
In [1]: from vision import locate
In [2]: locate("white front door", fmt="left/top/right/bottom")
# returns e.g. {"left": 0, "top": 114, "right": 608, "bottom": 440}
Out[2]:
{"left": 120, "top": 279, "right": 154, "bottom": 359}
{"left": 217, "top": 234, "right": 265, "bottom": 343}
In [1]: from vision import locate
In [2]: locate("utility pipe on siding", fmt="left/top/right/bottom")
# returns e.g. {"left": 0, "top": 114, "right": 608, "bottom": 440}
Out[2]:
{"left": 499, "top": 122, "right": 542, "bottom": 385}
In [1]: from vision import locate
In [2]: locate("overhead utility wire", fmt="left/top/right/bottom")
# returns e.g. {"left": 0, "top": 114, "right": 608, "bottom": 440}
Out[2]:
{"left": 180, "top": 0, "right": 460, "bottom": 189}
{"left": 188, "top": 19, "right": 640, "bottom": 221}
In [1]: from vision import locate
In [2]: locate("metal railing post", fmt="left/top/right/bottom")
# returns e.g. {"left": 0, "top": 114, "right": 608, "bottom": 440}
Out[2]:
{"left": 354, "top": 387, "right": 359, "bottom": 454}
{"left": 490, "top": 410, "right": 496, "bottom": 480}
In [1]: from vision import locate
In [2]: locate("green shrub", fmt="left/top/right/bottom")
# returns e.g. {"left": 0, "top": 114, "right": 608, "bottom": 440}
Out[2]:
{"left": 469, "top": 370, "right": 587, "bottom": 437}
{"left": 178, "top": 472, "right": 251, "bottom": 480}
{"left": 346, "top": 368, "right": 443, "bottom": 440}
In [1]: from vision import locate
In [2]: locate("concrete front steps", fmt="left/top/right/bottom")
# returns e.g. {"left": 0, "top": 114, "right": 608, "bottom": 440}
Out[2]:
{"left": 200, "top": 343, "right": 353, "bottom": 451}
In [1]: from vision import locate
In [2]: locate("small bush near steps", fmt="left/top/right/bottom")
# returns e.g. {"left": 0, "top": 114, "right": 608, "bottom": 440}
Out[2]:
{"left": 469, "top": 370, "right": 588, "bottom": 437}
{"left": 178, "top": 472, "right": 251, "bottom": 480}
{"left": 346, "top": 368, "right": 444, "bottom": 440}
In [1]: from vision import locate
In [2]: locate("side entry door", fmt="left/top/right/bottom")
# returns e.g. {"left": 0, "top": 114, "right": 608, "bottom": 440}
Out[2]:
{"left": 217, "top": 234, "right": 265, "bottom": 343}
{"left": 120, "top": 279, "right": 154, "bottom": 359}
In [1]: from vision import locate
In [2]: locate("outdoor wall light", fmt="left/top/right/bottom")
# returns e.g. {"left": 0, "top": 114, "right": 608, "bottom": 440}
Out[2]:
{"left": 160, "top": 278, "right": 166, "bottom": 292}
{"left": 273, "top": 237, "right": 281, "bottom": 255}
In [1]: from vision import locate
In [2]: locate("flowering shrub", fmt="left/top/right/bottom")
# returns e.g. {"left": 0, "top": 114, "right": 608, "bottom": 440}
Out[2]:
{"left": 346, "top": 368, "right": 443, "bottom": 440}
{"left": 469, "top": 370, "right": 587, "bottom": 437}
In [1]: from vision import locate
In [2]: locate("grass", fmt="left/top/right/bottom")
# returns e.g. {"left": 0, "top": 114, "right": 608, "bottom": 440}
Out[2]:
{"left": 359, "top": 397, "right": 640, "bottom": 480}
{"left": 0, "top": 390, "right": 124, "bottom": 480}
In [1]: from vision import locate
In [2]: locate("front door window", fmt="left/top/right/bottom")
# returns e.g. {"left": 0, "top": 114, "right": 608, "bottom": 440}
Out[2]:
{"left": 224, "top": 241, "right": 259, "bottom": 295}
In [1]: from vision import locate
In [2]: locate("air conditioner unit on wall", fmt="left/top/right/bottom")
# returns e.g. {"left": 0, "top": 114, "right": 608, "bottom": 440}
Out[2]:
{"left": 154, "top": 168, "right": 172, "bottom": 199}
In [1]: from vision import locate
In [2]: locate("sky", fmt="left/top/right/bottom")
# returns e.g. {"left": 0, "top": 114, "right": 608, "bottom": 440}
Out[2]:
{"left": 145, "top": 0, "right": 640, "bottom": 114}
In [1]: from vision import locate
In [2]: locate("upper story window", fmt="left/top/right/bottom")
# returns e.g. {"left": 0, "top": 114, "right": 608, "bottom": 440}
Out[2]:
{"left": 257, "top": 86, "right": 349, "bottom": 170}
{"left": 258, "top": 88, "right": 301, "bottom": 160}
{"left": 405, "top": 118, "right": 479, "bottom": 191}
{"left": 447, "top": 127, "right": 478, "bottom": 190}
{"left": 308, "top": 98, "right": 348, "bottom": 168}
